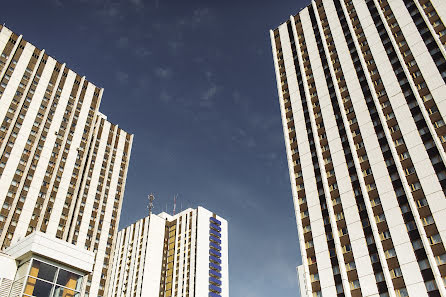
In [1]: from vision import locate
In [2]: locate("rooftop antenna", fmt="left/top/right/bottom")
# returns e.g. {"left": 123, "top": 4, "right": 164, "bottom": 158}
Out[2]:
{"left": 173, "top": 194, "right": 177, "bottom": 215}
{"left": 148, "top": 194, "right": 155, "bottom": 216}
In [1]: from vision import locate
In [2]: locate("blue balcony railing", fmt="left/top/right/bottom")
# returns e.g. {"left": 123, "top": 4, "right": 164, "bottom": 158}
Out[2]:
{"left": 210, "top": 223, "right": 221, "bottom": 232}
{"left": 209, "top": 284, "right": 222, "bottom": 293}
{"left": 210, "top": 276, "right": 222, "bottom": 286}
{"left": 210, "top": 217, "right": 221, "bottom": 226}
{"left": 210, "top": 229, "right": 221, "bottom": 238}
{"left": 210, "top": 242, "right": 221, "bottom": 251}
{"left": 209, "top": 262, "right": 221, "bottom": 272}
{"left": 210, "top": 255, "right": 222, "bottom": 264}
{"left": 209, "top": 269, "right": 222, "bottom": 279}
{"left": 210, "top": 249, "right": 221, "bottom": 258}
{"left": 210, "top": 235, "right": 221, "bottom": 245}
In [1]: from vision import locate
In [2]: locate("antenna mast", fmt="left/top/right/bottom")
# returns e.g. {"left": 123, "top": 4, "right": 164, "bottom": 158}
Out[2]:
{"left": 148, "top": 194, "right": 155, "bottom": 216}
{"left": 173, "top": 195, "right": 177, "bottom": 215}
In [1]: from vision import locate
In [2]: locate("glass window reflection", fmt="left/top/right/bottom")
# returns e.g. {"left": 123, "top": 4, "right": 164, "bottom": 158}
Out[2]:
{"left": 57, "top": 269, "right": 82, "bottom": 291}
{"left": 30, "top": 260, "right": 58, "bottom": 282}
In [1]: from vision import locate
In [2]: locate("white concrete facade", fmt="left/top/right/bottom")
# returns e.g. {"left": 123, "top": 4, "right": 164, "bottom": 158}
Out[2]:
{"left": 108, "top": 207, "right": 229, "bottom": 297}
{"left": 0, "top": 231, "right": 94, "bottom": 297}
{"left": 0, "top": 25, "right": 133, "bottom": 297}
{"left": 271, "top": 0, "right": 446, "bottom": 296}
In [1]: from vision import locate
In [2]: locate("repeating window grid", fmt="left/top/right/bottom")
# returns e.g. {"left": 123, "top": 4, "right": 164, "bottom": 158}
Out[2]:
{"left": 274, "top": 25, "right": 323, "bottom": 297}
{"left": 0, "top": 41, "right": 34, "bottom": 177}
{"left": 312, "top": 1, "right": 402, "bottom": 295}
{"left": 273, "top": 26, "right": 319, "bottom": 297}
{"left": 371, "top": 0, "right": 446, "bottom": 255}
{"left": 69, "top": 118, "right": 103, "bottom": 245}
{"left": 375, "top": 0, "right": 446, "bottom": 186}
{"left": 82, "top": 122, "right": 114, "bottom": 297}
{"left": 0, "top": 49, "right": 45, "bottom": 243}
{"left": 294, "top": 16, "right": 354, "bottom": 296}
{"left": 417, "top": 0, "right": 446, "bottom": 48}
{"left": 338, "top": 1, "right": 432, "bottom": 292}
{"left": 0, "top": 59, "right": 64, "bottom": 247}
{"left": 92, "top": 126, "right": 121, "bottom": 297}
{"left": 334, "top": 0, "right": 416, "bottom": 294}
{"left": 0, "top": 33, "right": 23, "bottom": 101}
{"left": 306, "top": 5, "right": 370, "bottom": 296}
{"left": 65, "top": 91, "right": 100, "bottom": 244}
{"left": 364, "top": 0, "right": 446, "bottom": 292}
{"left": 33, "top": 70, "right": 74, "bottom": 235}
{"left": 28, "top": 75, "right": 83, "bottom": 237}
{"left": 405, "top": 0, "right": 446, "bottom": 78}
{"left": 61, "top": 86, "right": 100, "bottom": 241}
{"left": 51, "top": 80, "right": 90, "bottom": 238}
{"left": 341, "top": 0, "right": 446, "bottom": 294}
{"left": 17, "top": 60, "right": 64, "bottom": 238}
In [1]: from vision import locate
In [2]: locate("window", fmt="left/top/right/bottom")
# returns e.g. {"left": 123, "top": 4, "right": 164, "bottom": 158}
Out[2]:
{"left": 390, "top": 267, "right": 403, "bottom": 278}
{"left": 428, "top": 234, "right": 442, "bottom": 245}
{"left": 400, "top": 152, "right": 410, "bottom": 161}
{"left": 371, "top": 197, "right": 381, "bottom": 207}
{"left": 418, "top": 259, "right": 430, "bottom": 270}
{"left": 342, "top": 244, "right": 352, "bottom": 253}
{"left": 336, "top": 283, "right": 343, "bottom": 293}
{"left": 338, "top": 228, "right": 348, "bottom": 236}
{"left": 332, "top": 265, "right": 340, "bottom": 275}
{"left": 375, "top": 213, "right": 386, "bottom": 223}
{"left": 394, "top": 137, "right": 404, "bottom": 146}
{"left": 363, "top": 168, "right": 372, "bottom": 177}
{"left": 375, "top": 272, "right": 385, "bottom": 282}
{"left": 404, "top": 166, "right": 415, "bottom": 176}
{"left": 436, "top": 254, "right": 446, "bottom": 265}
{"left": 410, "top": 182, "right": 421, "bottom": 192}
{"left": 346, "top": 261, "right": 356, "bottom": 271}
{"left": 434, "top": 120, "right": 445, "bottom": 129}
{"left": 395, "top": 288, "right": 409, "bottom": 297}
{"left": 416, "top": 198, "right": 428, "bottom": 208}
{"left": 380, "top": 230, "right": 391, "bottom": 240}
{"left": 385, "top": 248, "right": 396, "bottom": 259}
{"left": 406, "top": 221, "right": 417, "bottom": 232}
{"left": 350, "top": 280, "right": 360, "bottom": 290}
{"left": 425, "top": 280, "right": 437, "bottom": 292}
{"left": 422, "top": 216, "right": 434, "bottom": 226}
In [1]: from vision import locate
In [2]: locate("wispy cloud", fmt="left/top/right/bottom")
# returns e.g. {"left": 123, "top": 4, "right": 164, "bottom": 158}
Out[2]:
{"left": 177, "top": 7, "right": 213, "bottom": 27}
{"left": 117, "top": 36, "right": 129, "bottom": 48}
{"left": 135, "top": 47, "right": 152, "bottom": 57}
{"left": 200, "top": 84, "right": 218, "bottom": 107}
{"left": 167, "top": 40, "right": 184, "bottom": 54}
{"left": 129, "top": 0, "right": 144, "bottom": 7}
{"left": 115, "top": 71, "right": 129, "bottom": 84}
{"left": 154, "top": 67, "right": 173, "bottom": 79}
{"left": 159, "top": 90, "right": 172, "bottom": 103}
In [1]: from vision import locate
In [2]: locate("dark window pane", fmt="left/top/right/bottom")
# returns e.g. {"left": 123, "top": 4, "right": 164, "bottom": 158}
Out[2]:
{"left": 53, "top": 285, "right": 80, "bottom": 297}
{"left": 56, "top": 269, "right": 82, "bottom": 291}
{"left": 25, "top": 278, "right": 53, "bottom": 297}
{"left": 31, "top": 260, "right": 57, "bottom": 282}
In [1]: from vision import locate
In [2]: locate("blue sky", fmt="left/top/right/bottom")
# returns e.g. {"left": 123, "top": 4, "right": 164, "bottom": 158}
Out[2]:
{"left": 2, "top": 0, "right": 308, "bottom": 295}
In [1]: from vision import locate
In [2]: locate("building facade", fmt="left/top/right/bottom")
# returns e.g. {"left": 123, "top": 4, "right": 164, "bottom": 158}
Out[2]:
{"left": 0, "top": 231, "right": 94, "bottom": 297}
{"left": 271, "top": 0, "right": 446, "bottom": 296}
{"left": 0, "top": 25, "right": 133, "bottom": 297}
{"left": 108, "top": 207, "right": 229, "bottom": 297}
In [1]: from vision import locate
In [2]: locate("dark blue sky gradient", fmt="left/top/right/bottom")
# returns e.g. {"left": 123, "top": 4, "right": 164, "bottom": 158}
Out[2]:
{"left": 2, "top": 0, "right": 308, "bottom": 295}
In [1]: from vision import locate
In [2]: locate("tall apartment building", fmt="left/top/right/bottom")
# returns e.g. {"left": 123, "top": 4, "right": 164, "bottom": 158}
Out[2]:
{"left": 108, "top": 207, "right": 229, "bottom": 297}
{"left": 271, "top": 0, "right": 446, "bottom": 296}
{"left": 0, "top": 25, "right": 133, "bottom": 297}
